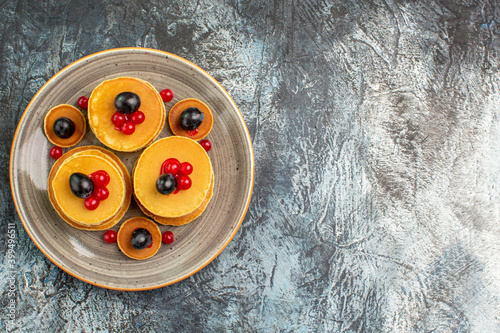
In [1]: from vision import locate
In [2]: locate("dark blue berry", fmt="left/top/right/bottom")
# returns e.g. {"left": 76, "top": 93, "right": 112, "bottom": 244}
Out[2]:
{"left": 131, "top": 228, "right": 152, "bottom": 250}
{"left": 156, "top": 173, "right": 177, "bottom": 195}
{"left": 69, "top": 173, "right": 94, "bottom": 199}
{"left": 114, "top": 92, "right": 141, "bottom": 114}
{"left": 179, "top": 107, "right": 204, "bottom": 131}
{"left": 53, "top": 117, "right": 75, "bottom": 139}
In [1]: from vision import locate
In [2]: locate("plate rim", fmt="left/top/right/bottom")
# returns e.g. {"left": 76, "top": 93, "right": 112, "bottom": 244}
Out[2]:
{"left": 9, "top": 47, "right": 255, "bottom": 291}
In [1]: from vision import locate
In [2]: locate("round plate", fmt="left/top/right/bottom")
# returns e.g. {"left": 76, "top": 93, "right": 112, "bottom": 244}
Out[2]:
{"left": 9, "top": 48, "right": 254, "bottom": 290}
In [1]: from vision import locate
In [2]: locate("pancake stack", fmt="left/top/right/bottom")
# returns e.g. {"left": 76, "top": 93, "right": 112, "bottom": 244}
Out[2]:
{"left": 48, "top": 146, "right": 132, "bottom": 230}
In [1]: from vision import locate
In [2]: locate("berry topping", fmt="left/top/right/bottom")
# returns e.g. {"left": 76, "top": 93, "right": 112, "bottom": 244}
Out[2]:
{"left": 179, "top": 107, "right": 204, "bottom": 131}
{"left": 90, "top": 170, "right": 110, "bottom": 187}
{"left": 103, "top": 230, "right": 117, "bottom": 244}
{"left": 180, "top": 162, "right": 193, "bottom": 175}
{"left": 161, "top": 158, "right": 180, "bottom": 175}
{"left": 69, "top": 173, "right": 94, "bottom": 199}
{"left": 49, "top": 146, "right": 63, "bottom": 159}
{"left": 84, "top": 196, "right": 100, "bottom": 210}
{"left": 94, "top": 187, "right": 110, "bottom": 201}
{"left": 131, "top": 228, "right": 152, "bottom": 250}
{"left": 114, "top": 92, "right": 141, "bottom": 114}
{"left": 156, "top": 173, "right": 177, "bottom": 195}
{"left": 177, "top": 175, "right": 192, "bottom": 190}
{"left": 53, "top": 117, "right": 76, "bottom": 139}
{"left": 199, "top": 139, "right": 212, "bottom": 152}
{"left": 77, "top": 96, "right": 88, "bottom": 109}
{"left": 130, "top": 110, "right": 145, "bottom": 124}
{"left": 111, "top": 111, "right": 126, "bottom": 126}
{"left": 160, "top": 89, "right": 174, "bottom": 102}
{"left": 162, "top": 231, "right": 175, "bottom": 244}
{"left": 120, "top": 121, "right": 136, "bottom": 135}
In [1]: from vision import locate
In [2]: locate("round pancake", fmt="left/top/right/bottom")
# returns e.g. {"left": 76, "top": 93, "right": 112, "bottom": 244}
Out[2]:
{"left": 117, "top": 217, "right": 161, "bottom": 260}
{"left": 48, "top": 146, "right": 132, "bottom": 229}
{"left": 168, "top": 98, "right": 213, "bottom": 141}
{"left": 133, "top": 136, "right": 213, "bottom": 217}
{"left": 88, "top": 77, "right": 165, "bottom": 152}
{"left": 44, "top": 104, "right": 86, "bottom": 147}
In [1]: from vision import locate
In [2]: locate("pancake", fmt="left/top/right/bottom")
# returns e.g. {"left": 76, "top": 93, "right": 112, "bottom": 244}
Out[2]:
{"left": 168, "top": 98, "right": 213, "bottom": 141}
{"left": 133, "top": 136, "right": 213, "bottom": 217}
{"left": 117, "top": 217, "right": 161, "bottom": 260}
{"left": 88, "top": 77, "right": 165, "bottom": 152}
{"left": 48, "top": 146, "right": 132, "bottom": 229}
{"left": 44, "top": 104, "right": 86, "bottom": 147}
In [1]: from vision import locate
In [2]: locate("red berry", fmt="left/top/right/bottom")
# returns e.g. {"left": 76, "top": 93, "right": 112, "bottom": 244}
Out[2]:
{"left": 180, "top": 162, "right": 193, "bottom": 175}
{"left": 90, "top": 170, "right": 110, "bottom": 187}
{"left": 84, "top": 196, "right": 99, "bottom": 210}
{"left": 95, "top": 187, "right": 109, "bottom": 201}
{"left": 77, "top": 96, "right": 88, "bottom": 109}
{"left": 199, "top": 139, "right": 212, "bottom": 152}
{"left": 130, "top": 110, "right": 145, "bottom": 124}
{"left": 103, "top": 230, "right": 117, "bottom": 244}
{"left": 160, "top": 89, "right": 173, "bottom": 102}
{"left": 49, "top": 146, "right": 63, "bottom": 159}
{"left": 121, "top": 121, "right": 135, "bottom": 135}
{"left": 111, "top": 111, "right": 126, "bottom": 126}
{"left": 186, "top": 128, "right": 199, "bottom": 137}
{"left": 177, "top": 175, "right": 192, "bottom": 190}
{"left": 162, "top": 231, "right": 174, "bottom": 244}
{"left": 161, "top": 158, "right": 180, "bottom": 175}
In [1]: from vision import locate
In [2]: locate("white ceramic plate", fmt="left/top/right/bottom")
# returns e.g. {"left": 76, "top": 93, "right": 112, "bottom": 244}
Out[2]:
{"left": 10, "top": 48, "right": 254, "bottom": 290}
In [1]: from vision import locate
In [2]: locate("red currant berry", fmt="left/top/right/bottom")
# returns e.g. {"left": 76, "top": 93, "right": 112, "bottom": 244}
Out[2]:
{"left": 103, "top": 230, "right": 117, "bottom": 244}
{"left": 90, "top": 170, "right": 110, "bottom": 187}
{"left": 49, "top": 146, "right": 63, "bottom": 159}
{"left": 121, "top": 121, "right": 135, "bottom": 135}
{"left": 186, "top": 128, "right": 199, "bottom": 137}
{"left": 95, "top": 187, "right": 109, "bottom": 201}
{"left": 162, "top": 231, "right": 174, "bottom": 244}
{"left": 161, "top": 158, "right": 180, "bottom": 175}
{"left": 199, "top": 139, "right": 212, "bottom": 152}
{"left": 160, "top": 89, "right": 173, "bottom": 102}
{"left": 180, "top": 162, "right": 193, "bottom": 175}
{"left": 84, "top": 196, "right": 100, "bottom": 210}
{"left": 130, "top": 110, "right": 145, "bottom": 124}
{"left": 177, "top": 175, "right": 192, "bottom": 190}
{"left": 77, "top": 96, "right": 88, "bottom": 109}
{"left": 111, "top": 111, "right": 126, "bottom": 127}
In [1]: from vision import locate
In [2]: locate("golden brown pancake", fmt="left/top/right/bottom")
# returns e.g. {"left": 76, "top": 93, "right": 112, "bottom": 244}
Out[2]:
{"left": 47, "top": 146, "right": 132, "bottom": 230}
{"left": 117, "top": 217, "right": 161, "bottom": 260}
{"left": 44, "top": 104, "right": 86, "bottom": 147}
{"left": 88, "top": 77, "right": 165, "bottom": 152}
{"left": 133, "top": 137, "right": 213, "bottom": 218}
{"left": 168, "top": 98, "right": 213, "bottom": 141}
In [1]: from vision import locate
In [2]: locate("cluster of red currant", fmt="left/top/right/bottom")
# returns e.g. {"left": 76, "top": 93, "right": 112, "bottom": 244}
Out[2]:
{"left": 85, "top": 170, "right": 111, "bottom": 210}
{"left": 161, "top": 158, "right": 193, "bottom": 194}
{"left": 111, "top": 110, "right": 145, "bottom": 135}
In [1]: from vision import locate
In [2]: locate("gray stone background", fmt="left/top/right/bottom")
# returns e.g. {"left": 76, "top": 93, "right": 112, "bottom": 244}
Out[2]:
{"left": 1, "top": 0, "right": 500, "bottom": 332}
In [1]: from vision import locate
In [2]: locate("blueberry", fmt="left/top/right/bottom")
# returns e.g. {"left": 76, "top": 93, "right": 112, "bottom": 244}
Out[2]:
{"left": 131, "top": 228, "right": 152, "bottom": 250}
{"left": 53, "top": 117, "right": 76, "bottom": 139}
{"left": 114, "top": 92, "right": 141, "bottom": 114}
{"left": 69, "top": 173, "right": 94, "bottom": 199}
{"left": 179, "top": 107, "right": 204, "bottom": 131}
{"left": 156, "top": 173, "right": 177, "bottom": 195}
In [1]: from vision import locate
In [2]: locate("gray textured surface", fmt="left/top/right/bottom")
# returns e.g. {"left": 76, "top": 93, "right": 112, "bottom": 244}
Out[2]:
{"left": 1, "top": 0, "right": 500, "bottom": 332}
